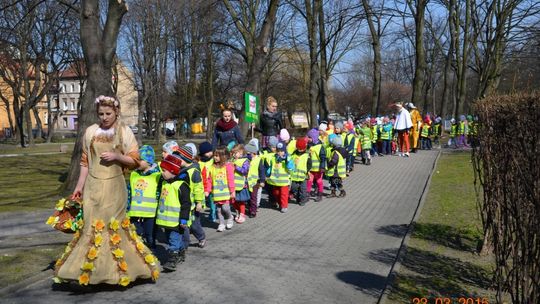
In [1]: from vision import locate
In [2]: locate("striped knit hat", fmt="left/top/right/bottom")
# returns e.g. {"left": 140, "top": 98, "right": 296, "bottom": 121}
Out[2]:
{"left": 160, "top": 154, "right": 182, "bottom": 175}
{"left": 177, "top": 145, "right": 194, "bottom": 164}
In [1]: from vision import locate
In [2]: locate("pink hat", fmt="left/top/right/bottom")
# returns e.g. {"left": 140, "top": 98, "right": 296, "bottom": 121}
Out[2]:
{"left": 279, "top": 129, "right": 290, "bottom": 142}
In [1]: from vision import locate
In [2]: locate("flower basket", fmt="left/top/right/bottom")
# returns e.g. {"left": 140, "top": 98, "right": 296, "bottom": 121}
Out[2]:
{"left": 46, "top": 198, "right": 84, "bottom": 233}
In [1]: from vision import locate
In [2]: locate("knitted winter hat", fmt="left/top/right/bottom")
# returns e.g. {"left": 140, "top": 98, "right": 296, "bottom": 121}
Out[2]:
{"left": 248, "top": 138, "right": 259, "bottom": 151}
{"left": 276, "top": 142, "right": 286, "bottom": 152}
{"left": 160, "top": 154, "right": 182, "bottom": 175}
{"left": 296, "top": 137, "right": 308, "bottom": 151}
{"left": 307, "top": 128, "right": 319, "bottom": 144}
{"left": 162, "top": 141, "right": 180, "bottom": 155}
{"left": 330, "top": 134, "right": 342, "bottom": 147}
{"left": 335, "top": 122, "right": 344, "bottom": 130}
{"left": 279, "top": 129, "right": 290, "bottom": 142}
{"left": 450, "top": 118, "right": 456, "bottom": 123}
{"left": 177, "top": 145, "right": 194, "bottom": 164}
{"left": 198, "top": 141, "right": 213, "bottom": 155}
{"left": 185, "top": 143, "right": 197, "bottom": 158}
{"left": 268, "top": 136, "right": 279, "bottom": 148}
{"left": 245, "top": 142, "right": 258, "bottom": 154}
{"left": 318, "top": 123, "right": 328, "bottom": 131}
{"left": 139, "top": 145, "right": 155, "bottom": 164}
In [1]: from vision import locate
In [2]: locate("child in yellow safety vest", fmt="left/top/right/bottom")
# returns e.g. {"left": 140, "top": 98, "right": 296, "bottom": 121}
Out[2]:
{"left": 203, "top": 147, "right": 236, "bottom": 232}
{"left": 261, "top": 136, "right": 279, "bottom": 208}
{"left": 265, "top": 142, "right": 295, "bottom": 213}
{"left": 432, "top": 117, "right": 442, "bottom": 147}
{"left": 175, "top": 144, "right": 207, "bottom": 248}
{"left": 245, "top": 138, "right": 265, "bottom": 218}
{"left": 290, "top": 137, "right": 312, "bottom": 206}
{"left": 157, "top": 154, "right": 192, "bottom": 272}
{"left": 127, "top": 145, "right": 161, "bottom": 249}
{"left": 197, "top": 142, "right": 216, "bottom": 222}
{"left": 306, "top": 128, "right": 326, "bottom": 202}
{"left": 380, "top": 117, "right": 393, "bottom": 155}
{"left": 449, "top": 118, "right": 458, "bottom": 149}
{"left": 326, "top": 134, "right": 348, "bottom": 197}
{"left": 230, "top": 144, "right": 250, "bottom": 224}
{"left": 420, "top": 117, "right": 432, "bottom": 150}
{"left": 359, "top": 120, "right": 373, "bottom": 165}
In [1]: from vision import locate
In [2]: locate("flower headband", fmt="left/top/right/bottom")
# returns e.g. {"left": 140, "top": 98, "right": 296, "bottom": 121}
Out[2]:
{"left": 95, "top": 95, "right": 119, "bottom": 107}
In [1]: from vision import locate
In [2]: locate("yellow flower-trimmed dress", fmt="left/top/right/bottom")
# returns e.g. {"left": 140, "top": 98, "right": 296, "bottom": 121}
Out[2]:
{"left": 54, "top": 123, "right": 159, "bottom": 286}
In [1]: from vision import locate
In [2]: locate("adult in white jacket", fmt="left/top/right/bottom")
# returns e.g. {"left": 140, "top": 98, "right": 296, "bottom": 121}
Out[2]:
{"left": 392, "top": 102, "right": 413, "bottom": 157}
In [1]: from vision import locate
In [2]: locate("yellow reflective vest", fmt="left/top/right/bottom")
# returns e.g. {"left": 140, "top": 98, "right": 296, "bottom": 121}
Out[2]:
{"left": 247, "top": 155, "right": 262, "bottom": 192}
{"left": 421, "top": 124, "right": 431, "bottom": 138}
{"left": 233, "top": 158, "right": 248, "bottom": 191}
{"left": 309, "top": 144, "right": 323, "bottom": 172}
{"left": 209, "top": 165, "right": 231, "bottom": 201}
{"left": 325, "top": 150, "right": 346, "bottom": 178}
{"left": 290, "top": 153, "right": 310, "bottom": 182}
{"left": 128, "top": 171, "right": 160, "bottom": 218}
{"left": 156, "top": 180, "right": 191, "bottom": 228}
{"left": 267, "top": 156, "right": 291, "bottom": 186}
{"left": 287, "top": 139, "right": 297, "bottom": 155}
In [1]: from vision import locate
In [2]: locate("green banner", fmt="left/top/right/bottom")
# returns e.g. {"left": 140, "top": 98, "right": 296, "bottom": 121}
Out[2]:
{"left": 244, "top": 92, "right": 259, "bottom": 123}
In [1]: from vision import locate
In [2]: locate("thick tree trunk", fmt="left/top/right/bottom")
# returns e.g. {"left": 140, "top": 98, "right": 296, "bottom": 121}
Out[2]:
{"left": 410, "top": 0, "right": 427, "bottom": 107}
{"left": 317, "top": 0, "right": 329, "bottom": 119}
{"left": 62, "top": 0, "right": 127, "bottom": 193}
{"left": 305, "top": 0, "right": 320, "bottom": 125}
{"left": 237, "top": 0, "right": 280, "bottom": 136}
{"left": 32, "top": 106, "right": 43, "bottom": 139}
{"left": 24, "top": 106, "right": 34, "bottom": 146}
{"left": 362, "top": 0, "right": 382, "bottom": 117}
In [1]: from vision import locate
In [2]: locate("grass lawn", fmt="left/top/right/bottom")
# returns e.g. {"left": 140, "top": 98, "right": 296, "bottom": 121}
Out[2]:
{"left": 386, "top": 151, "right": 501, "bottom": 303}
{"left": 0, "top": 153, "right": 71, "bottom": 213}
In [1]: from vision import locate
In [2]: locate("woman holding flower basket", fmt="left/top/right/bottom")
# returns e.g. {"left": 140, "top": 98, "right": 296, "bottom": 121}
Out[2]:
{"left": 54, "top": 96, "right": 159, "bottom": 286}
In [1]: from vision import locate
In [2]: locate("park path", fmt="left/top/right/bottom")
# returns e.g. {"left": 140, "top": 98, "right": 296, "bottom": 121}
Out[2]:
{"left": 1, "top": 150, "right": 439, "bottom": 304}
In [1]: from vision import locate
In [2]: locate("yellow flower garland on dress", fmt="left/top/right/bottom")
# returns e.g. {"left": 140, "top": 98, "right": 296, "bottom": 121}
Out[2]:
{"left": 53, "top": 230, "right": 81, "bottom": 280}
{"left": 121, "top": 216, "right": 160, "bottom": 281}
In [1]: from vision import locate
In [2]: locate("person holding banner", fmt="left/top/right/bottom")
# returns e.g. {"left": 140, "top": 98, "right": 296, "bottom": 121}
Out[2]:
{"left": 212, "top": 108, "right": 244, "bottom": 150}
{"left": 253, "top": 96, "right": 283, "bottom": 148}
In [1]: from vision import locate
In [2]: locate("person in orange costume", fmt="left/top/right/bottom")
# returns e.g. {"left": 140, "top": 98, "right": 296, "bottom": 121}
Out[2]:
{"left": 407, "top": 103, "right": 422, "bottom": 153}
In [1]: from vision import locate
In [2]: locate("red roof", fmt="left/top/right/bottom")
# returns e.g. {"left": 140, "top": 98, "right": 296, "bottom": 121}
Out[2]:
{"left": 59, "top": 60, "right": 87, "bottom": 79}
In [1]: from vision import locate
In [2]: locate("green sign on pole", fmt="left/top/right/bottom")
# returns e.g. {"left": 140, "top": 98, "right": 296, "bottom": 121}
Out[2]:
{"left": 244, "top": 92, "right": 259, "bottom": 123}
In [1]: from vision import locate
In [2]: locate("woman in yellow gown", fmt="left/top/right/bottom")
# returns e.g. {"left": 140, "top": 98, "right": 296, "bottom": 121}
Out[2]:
{"left": 54, "top": 96, "right": 159, "bottom": 286}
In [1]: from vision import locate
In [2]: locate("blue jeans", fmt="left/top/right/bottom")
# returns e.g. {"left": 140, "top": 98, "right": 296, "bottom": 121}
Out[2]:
{"left": 131, "top": 217, "right": 155, "bottom": 248}
{"left": 382, "top": 140, "right": 392, "bottom": 155}
{"left": 165, "top": 228, "right": 186, "bottom": 252}
{"left": 186, "top": 211, "right": 205, "bottom": 243}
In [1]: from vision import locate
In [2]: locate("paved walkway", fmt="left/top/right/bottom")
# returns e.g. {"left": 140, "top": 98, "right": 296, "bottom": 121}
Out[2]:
{"left": 1, "top": 150, "right": 439, "bottom": 304}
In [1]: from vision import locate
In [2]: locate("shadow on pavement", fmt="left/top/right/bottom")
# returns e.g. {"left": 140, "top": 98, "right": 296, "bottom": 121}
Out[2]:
{"left": 335, "top": 271, "right": 386, "bottom": 297}
{"left": 375, "top": 224, "right": 409, "bottom": 238}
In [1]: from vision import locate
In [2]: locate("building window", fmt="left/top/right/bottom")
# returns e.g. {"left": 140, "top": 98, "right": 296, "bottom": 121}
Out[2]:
{"left": 71, "top": 84, "right": 75, "bottom": 92}
{"left": 62, "top": 99, "right": 68, "bottom": 111}
{"left": 62, "top": 117, "right": 68, "bottom": 128}
{"left": 43, "top": 112, "right": 48, "bottom": 125}
{"left": 70, "top": 98, "right": 75, "bottom": 110}
{"left": 60, "top": 84, "right": 65, "bottom": 93}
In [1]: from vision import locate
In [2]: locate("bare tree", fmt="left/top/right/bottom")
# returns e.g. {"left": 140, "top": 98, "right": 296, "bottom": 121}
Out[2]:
{"left": 221, "top": 0, "right": 281, "bottom": 134}
{"left": 63, "top": 0, "right": 128, "bottom": 192}
{"left": 0, "top": 0, "right": 72, "bottom": 147}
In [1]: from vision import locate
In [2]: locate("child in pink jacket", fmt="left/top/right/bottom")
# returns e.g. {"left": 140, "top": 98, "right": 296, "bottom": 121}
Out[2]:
{"left": 204, "top": 147, "right": 236, "bottom": 232}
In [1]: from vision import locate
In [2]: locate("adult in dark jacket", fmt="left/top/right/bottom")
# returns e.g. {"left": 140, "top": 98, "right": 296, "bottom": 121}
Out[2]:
{"left": 253, "top": 96, "right": 283, "bottom": 148}
{"left": 212, "top": 109, "right": 244, "bottom": 149}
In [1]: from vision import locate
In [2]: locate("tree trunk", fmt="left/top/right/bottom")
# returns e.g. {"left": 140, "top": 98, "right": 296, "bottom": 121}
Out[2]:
{"left": 236, "top": 0, "right": 280, "bottom": 136}
{"left": 32, "top": 106, "right": 43, "bottom": 139}
{"left": 362, "top": 0, "right": 382, "bottom": 117}
{"left": 455, "top": 0, "right": 471, "bottom": 117}
{"left": 62, "top": 0, "right": 127, "bottom": 193}
{"left": 24, "top": 106, "right": 34, "bottom": 146}
{"left": 317, "top": 0, "right": 330, "bottom": 119}
{"left": 305, "top": 0, "right": 320, "bottom": 125}
{"left": 409, "top": 0, "right": 427, "bottom": 107}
